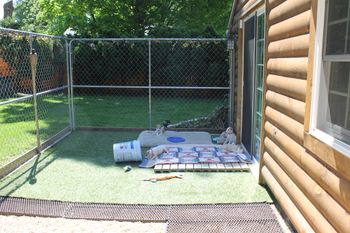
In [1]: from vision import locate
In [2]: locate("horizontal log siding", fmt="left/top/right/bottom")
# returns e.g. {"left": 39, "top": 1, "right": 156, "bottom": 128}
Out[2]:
{"left": 260, "top": 0, "right": 350, "bottom": 232}
{"left": 268, "top": 10, "right": 311, "bottom": 42}
{"left": 265, "top": 90, "right": 305, "bottom": 123}
{"left": 268, "top": 34, "right": 310, "bottom": 58}
{"left": 264, "top": 136, "right": 350, "bottom": 233}
{"left": 269, "top": 0, "right": 311, "bottom": 25}
{"left": 265, "top": 106, "right": 304, "bottom": 144}
{"left": 262, "top": 154, "right": 337, "bottom": 233}
{"left": 267, "top": 57, "right": 308, "bottom": 79}
{"left": 266, "top": 74, "right": 307, "bottom": 101}
{"left": 261, "top": 167, "right": 316, "bottom": 233}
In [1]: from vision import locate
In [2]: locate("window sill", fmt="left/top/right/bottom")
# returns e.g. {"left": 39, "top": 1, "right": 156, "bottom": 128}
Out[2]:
{"left": 309, "top": 129, "right": 350, "bottom": 158}
{"left": 304, "top": 131, "right": 350, "bottom": 181}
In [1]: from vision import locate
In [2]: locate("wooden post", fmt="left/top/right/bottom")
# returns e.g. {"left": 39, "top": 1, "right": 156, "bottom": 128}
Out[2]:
{"left": 258, "top": 0, "right": 270, "bottom": 184}
{"left": 304, "top": 0, "right": 317, "bottom": 131}
{"left": 236, "top": 27, "right": 243, "bottom": 143}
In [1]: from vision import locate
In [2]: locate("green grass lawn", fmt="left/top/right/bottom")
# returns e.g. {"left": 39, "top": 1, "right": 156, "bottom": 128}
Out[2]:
{"left": 0, "top": 93, "right": 69, "bottom": 167}
{"left": 1, "top": 94, "right": 225, "bottom": 167}
{"left": 74, "top": 95, "right": 225, "bottom": 128}
{"left": 0, "top": 131, "right": 272, "bottom": 204}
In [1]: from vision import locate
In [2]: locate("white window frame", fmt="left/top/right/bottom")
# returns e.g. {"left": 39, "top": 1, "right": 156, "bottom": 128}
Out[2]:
{"left": 310, "top": 0, "right": 350, "bottom": 157}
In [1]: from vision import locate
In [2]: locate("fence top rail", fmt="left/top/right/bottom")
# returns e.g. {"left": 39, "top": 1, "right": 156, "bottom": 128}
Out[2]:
{"left": 0, "top": 27, "right": 65, "bottom": 40}
{"left": 0, "top": 27, "right": 226, "bottom": 42}
{"left": 0, "top": 86, "right": 68, "bottom": 106}
{"left": 69, "top": 37, "right": 226, "bottom": 43}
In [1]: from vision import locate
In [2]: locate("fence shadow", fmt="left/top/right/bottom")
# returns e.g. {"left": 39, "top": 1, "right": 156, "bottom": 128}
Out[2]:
{"left": 53, "top": 130, "right": 142, "bottom": 167}
{"left": 0, "top": 150, "right": 59, "bottom": 197}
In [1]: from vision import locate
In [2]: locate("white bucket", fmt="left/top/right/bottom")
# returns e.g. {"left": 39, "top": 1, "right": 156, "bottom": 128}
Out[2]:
{"left": 113, "top": 140, "right": 142, "bottom": 162}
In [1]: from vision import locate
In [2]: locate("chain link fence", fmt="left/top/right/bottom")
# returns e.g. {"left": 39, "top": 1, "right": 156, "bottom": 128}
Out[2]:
{"left": 0, "top": 29, "right": 231, "bottom": 172}
{"left": 0, "top": 28, "right": 70, "bottom": 170}
{"left": 70, "top": 38, "right": 231, "bottom": 130}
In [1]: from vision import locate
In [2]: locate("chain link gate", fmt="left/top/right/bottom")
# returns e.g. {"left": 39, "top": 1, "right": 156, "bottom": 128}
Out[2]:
{"left": 0, "top": 28, "right": 70, "bottom": 175}
{"left": 69, "top": 38, "right": 231, "bottom": 131}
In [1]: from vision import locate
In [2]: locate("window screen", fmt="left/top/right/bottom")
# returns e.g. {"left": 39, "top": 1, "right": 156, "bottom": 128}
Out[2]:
{"left": 327, "top": 62, "right": 350, "bottom": 129}
{"left": 325, "top": 0, "right": 350, "bottom": 55}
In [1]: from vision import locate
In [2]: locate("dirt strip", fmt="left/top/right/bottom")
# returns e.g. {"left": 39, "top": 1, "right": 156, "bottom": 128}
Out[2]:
{"left": 0, "top": 215, "right": 166, "bottom": 233}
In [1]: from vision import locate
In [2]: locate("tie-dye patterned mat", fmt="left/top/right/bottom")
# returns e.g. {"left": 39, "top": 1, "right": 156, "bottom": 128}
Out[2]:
{"left": 155, "top": 145, "right": 251, "bottom": 165}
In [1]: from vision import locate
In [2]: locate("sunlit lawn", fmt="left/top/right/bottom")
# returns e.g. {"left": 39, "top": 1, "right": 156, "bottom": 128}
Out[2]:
{"left": 74, "top": 95, "right": 224, "bottom": 128}
{"left": 1, "top": 95, "right": 224, "bottom": 167}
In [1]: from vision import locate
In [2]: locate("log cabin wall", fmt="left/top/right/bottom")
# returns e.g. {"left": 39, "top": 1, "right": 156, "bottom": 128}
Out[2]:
{"left": 230, "top": 0, "right": 350, "bottom": 232}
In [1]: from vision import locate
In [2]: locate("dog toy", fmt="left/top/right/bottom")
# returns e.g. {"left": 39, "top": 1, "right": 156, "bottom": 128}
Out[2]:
{"left": 123, "top": 165, "right": 132, "bottom": 172}
{"left": 143, "top": 175, "right": 183, "bottom": 183}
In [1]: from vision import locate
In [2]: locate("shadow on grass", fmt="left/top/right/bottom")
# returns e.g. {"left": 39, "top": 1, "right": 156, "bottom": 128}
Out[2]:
{"left": 0, "top": 104, "right": 34, "bottom": 124}
{"left": 0, "top": 150, "right": 59, "bottom": 197}
{"left": 50, "top": 130, "right": 143, "bottom": 167}
{"left": 27, "top": 154, "right": 41, "bottom": 185}
{"left": 0, "top": 94, "right": 68, "bottom": 124}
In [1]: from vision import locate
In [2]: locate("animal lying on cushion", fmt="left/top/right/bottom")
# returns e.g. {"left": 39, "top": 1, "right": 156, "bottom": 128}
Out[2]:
{"left": 146, "top": 145, "right": 168, "bottom": 159}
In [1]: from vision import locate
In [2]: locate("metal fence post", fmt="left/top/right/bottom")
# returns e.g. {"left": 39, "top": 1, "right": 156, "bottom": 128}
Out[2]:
{"left": 65, "top": 39, "right": 73, "bottom": 130}
{"left": 228, "top": 39, "right": 235, "bottom": 128}
{"left": 69, "top": 40, "right": 76, "bottom": 130}
{"left": 29, "top": 37, "right": 41, "bottom": 151}
{"left": 148, "top": 40, "right": 152, "bottom": 129}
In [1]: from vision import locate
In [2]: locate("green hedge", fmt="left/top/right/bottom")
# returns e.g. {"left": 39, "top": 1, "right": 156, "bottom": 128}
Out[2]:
{"left": 72, "top": 40, "right": 229, "bottom": 96}
{"left": 0, "top": 34, "right": 66, "bottom": 97}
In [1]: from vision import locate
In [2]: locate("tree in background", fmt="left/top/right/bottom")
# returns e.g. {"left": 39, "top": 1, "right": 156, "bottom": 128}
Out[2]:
{"left": 1, "top": 0, "right": 232, "bottom": 37}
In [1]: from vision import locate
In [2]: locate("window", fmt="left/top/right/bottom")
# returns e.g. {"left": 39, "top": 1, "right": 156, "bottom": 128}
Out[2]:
{"left": 312, "top": 0, "right": 350, "bottom": 153}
